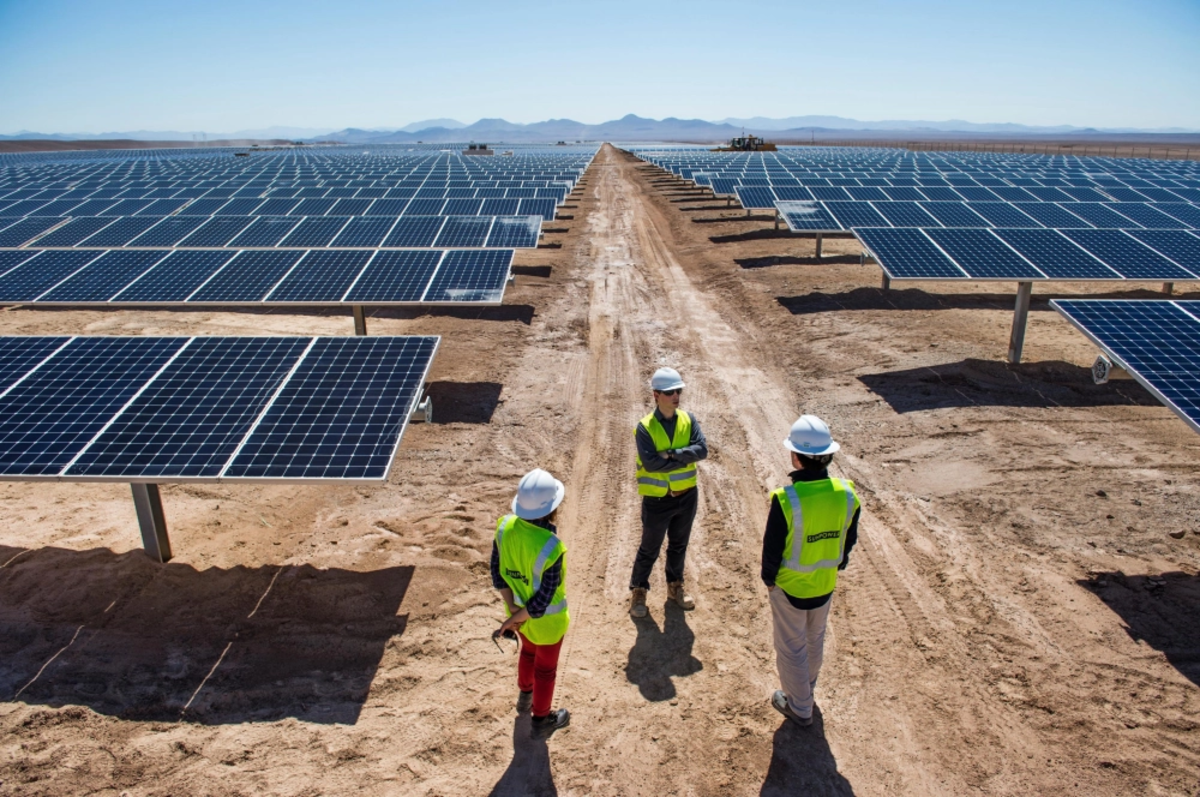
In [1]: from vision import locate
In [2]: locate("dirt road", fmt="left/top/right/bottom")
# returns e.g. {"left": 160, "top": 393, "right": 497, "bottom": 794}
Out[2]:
{"left": 1, "top": 144, "right": 1198, "bottom": 796}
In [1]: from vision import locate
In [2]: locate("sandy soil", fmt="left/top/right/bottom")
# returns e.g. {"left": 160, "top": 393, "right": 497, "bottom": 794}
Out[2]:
{"left": 1, "top": 144, "right": 1198, "bottom": 796}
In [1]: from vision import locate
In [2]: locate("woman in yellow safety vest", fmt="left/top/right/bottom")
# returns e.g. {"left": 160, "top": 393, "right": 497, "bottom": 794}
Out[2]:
{"left": 761, "top": 415, "right": 860, "bottom": 728}
{"left": 493, "top": 468, "right": 571, "bottom": 740}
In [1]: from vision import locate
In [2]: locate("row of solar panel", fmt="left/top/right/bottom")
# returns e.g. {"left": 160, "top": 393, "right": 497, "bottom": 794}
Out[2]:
{"left": 0, "top": 181, "right": 569, "bottom": 196}
{"left": 733, "top": 183, "right": 1200, "bottom": 206}
{"left": 773, "top": 200, "right": 1200, "bottom": 232}
{"left": 2, "top": 214, "right": 541, "bottom": 250}
{"left": 0, "top": 248, "right": 513, "bottom": 304}
{"left": 1050, "top": 300, "right": 1200, "bottom": 434}
{"left": 0, "top": 335, "right": 438, "bottom": 480}
{"left": 0, "top": 195, "right": 560, "bottom": 220}
{"left": 0, "top": 173, "right": 585, "bottom": 190}
{"left": 853, "top": 227, "right": 1200, "bottom": 282}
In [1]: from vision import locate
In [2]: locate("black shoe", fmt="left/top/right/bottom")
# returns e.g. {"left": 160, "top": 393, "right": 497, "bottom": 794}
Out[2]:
{"left": 516, "top": 690, "right": 533, "bottom": 714}
{"left": 771, "top": 690, "right": 813, "bottom": 727}
{"left": 530, "top": 708, "right": 570, "bottom": 740}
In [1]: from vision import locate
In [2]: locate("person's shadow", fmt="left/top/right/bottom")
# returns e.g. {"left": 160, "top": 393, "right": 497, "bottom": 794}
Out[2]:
{"left": 625, "top": 600, "right": 703, "bottom": 701}
{"left": 760, "top": 707, "right": 855, "bottom": 796}
{"left": 488, "top": 713, "right": 558, "bottom": 797}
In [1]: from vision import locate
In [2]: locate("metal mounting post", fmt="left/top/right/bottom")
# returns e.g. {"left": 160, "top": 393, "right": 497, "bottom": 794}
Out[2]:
{"left": 353, "top": 305, "right": 368, "bottom": 336}
{"left": 131, "top": 483, "right": 171, "bottom": 563}
{"left": 881, "top": 273, "right": 891, "bottom": 291}
{"left": 815, "top": 234, "right": 823, "bottom": 259}
{"left": 774, "top": 213, "right": 780, "bottom": 231}
{"left": 1163, "top": 282, "right": 1174, "bottom": 295}
{"left": 1007, "top": 281, "right": 1033, "bottom": 364}
{"left": 746, "top": 208, "right": 751, "bottom": 217}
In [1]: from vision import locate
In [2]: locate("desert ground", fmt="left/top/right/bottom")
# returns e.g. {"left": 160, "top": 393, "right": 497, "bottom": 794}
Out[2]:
{"left": 1, "top": 143, "right": 1198, "bottom": 796}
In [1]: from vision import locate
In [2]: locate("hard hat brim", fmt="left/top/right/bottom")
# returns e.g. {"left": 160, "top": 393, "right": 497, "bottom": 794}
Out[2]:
{"left": 783, "top": 437, "right": 840, "bottom": 456}
{"left": 511, "top": 478, "right": 566, "bottom": 520}
{"left": 652, "top": 379, "right": 685, "bottom": 391}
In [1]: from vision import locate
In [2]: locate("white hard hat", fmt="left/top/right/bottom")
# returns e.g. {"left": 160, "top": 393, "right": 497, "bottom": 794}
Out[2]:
{"left": 650, "top": 367, "right": 685, "bottom": 391}
{"left": 512, "top": 468, "right": 566, "bottom": 520}
{"left": 784, "top": 415, "right": 840, "bottom": 456}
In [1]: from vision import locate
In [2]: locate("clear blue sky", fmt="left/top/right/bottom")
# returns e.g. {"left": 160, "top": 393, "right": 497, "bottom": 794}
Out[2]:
{"left": 1, "top": 0, "right": 1197, "bottom": 134}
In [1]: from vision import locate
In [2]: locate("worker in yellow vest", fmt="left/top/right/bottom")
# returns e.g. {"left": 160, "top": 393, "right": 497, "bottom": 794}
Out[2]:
{"left": 762, "top": 415, "right": 860, "bottom": 728}
{"left": 629, "top": 367, "right": 708, "bottom": 618}
{"left": 493, "top": 468, "right": 571, "bottom": 740}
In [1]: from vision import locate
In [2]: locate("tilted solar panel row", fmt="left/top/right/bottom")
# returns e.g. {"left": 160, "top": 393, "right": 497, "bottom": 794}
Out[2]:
{"left": 775, "top": 201, "right": 1200, "bottom": 232}
{"left": 0, "top": 335, "right": 439, "bottom": 480}
{"left": 0, "top": 248, "right": 514, "bottom": 305}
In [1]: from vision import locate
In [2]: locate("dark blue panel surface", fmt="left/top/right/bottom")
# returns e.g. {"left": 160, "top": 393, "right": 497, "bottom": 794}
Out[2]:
{"left": 1151, "top": 203, "right": 1200, "bottom": 229}
{"left": 433, "top": 216, "right": 492, "bottom": 247}
{"left": 779, "top": 202, "right": 841, "bottom": 231}
{"left": 517, "top": 198, "right": 557, "bottom": 221}
{"left": 967, "top": 202, "right": 1043, "bottom": 227}
{"left": 177, "top": 216, "right": 256, "bottom": 247}
{"left": 991, "top": 228, "right": 1119, "bottom": 279}
{"left": 267, "top": 250, "right": 373, "bottom": 302}
{"left": 382, "top": 216, "right": 445, "bottom": 248}
{"left": 855, "top": 228, "right": 966, "bottom": 279}
{"left": 76, "top": 216, "right": 164, "bottom": 247}
{"left": 821, "top": 201, "right": 891, "bottom": 229}
{"left": 872, "top": 202, "right": 941, "bottom": 227}
{"left": 277, "top": 217, "right": 349, "bottom": 248}
{"left": 953, "top": 186, "right": 1002, "bottom": 201}
{"left": 127, "top": 215, "right": 208, "bottom": 246}
{"left": 328, "top": 217, "right": 396, "bottom": 248}
{"left": 881, "top": 187, "right": 925, "bottom": 201}
{"left": 176, "top": 198, "right": 229, "bottom": 216}
{"left": 1012, "top": 202, "right": 1093, "bottom": 229}
{"left": 224, "top": 336, "right": 438, "bottom": 479}
{"left": 924, "top": 228, "right": 1044, "bottom": 279}
{"left": 30, "top": 217, "right": 117, "bottom": 247}
{"left": 0, "top": 217, "right": 64, "bottom": 247}
{"left": 844, "top": 186, "right": 889, "bottom": 201}
{"left": 327, "top": 199, "right": 373, "bottom": 216}
{"left": 0, "top": 250, "right": 104, "bottom": 301}
{"left": 425, "top": 249, "right": 513, "bottom": 303}
{"left": 919, "top": 202, "right": 992, "bottom": 227}
{"left": 189, "top": 250, "right": 306, "bottom": 302}
{"left": 403, "top": 199, "right": 446, "bottom": 216}
{"left": 111, "top": 250, "right": 235, "bottom": 302}
{"left": 1061, "top": 203, "right": 1145, "bottom": 229}
{"left": 1123, "top": 230, "right": 1200, "bottom": 277}
{"left": 485, "top": 216, "right": 541, "bottom": 248}
{"left": 0, "top": 336, "right": 71, "bottom": 393}
{"left": 363, "top": 199, "right": 410, "bottom": 216}
{"left": 227, "top": 216, "right": 302, "bottom": 247}
{"left": 1060, "top": 230, "right": 1195, "bottom": 280}
{"left": 254, "top": 198, "right": 302, "bottom": 216}
{"left": 809, "top": 186, "right": 852, "bottom": 201}
{"left": 344, "top": 250, "right": 442, "bottom": 302}
{"left": 290, "top": 198, "right": 338, "bottom": 216}
{"left": 1106, "top": 203, "right": 1189, "bottom": 229}
{"left": 443, "top": 199, "right": 484, "bottom": 216}
{"left": 0, "top": 250, "right": 42, "bottom": 278}
{"left": 735, "top": 187, "right": 777, "bottom": 209}
{"left": 915, "top": 186, "right": 966, "bottom": 202}
{"left": 39, "top": 250, "right": 169, "bottom": 302}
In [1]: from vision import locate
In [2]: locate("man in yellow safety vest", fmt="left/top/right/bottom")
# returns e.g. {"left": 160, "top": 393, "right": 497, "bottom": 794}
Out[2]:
{"left": 629, "top": 367, "right": 708, "bottom": 618}
{"left": 493, "top": 468, "right": 571, "bottom": 740}
{"left": 762, "top": 415, "right": 860, "bottom": 728}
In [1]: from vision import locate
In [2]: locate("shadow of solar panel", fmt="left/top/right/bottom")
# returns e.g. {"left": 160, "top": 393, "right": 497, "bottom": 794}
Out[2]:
{"left": 110, "top": 250, "right": 234, "bottom": 302}
{"left": 223, "top": 336, "right": 439, "bottom": 480}
{"left": 873, "top": 202, "right": 941, "bottom": 227}
{"left": 486, "top": 216, "right": 540, "bottom": 248}
{"left": 278, "top": 217, "right": 350, "bottom": 248}
{"left": 425, "top": 249, "right": 512, "bottom": 303}
{"left": 0, "top": 218, "right": 65, "bottom": 247}
{"left": 1108, "top": 204, "right": 1189, "bottom": 229}
{"left": 31, "top": 217, "right": 118, "bottom": 247}
{"left": 344, "top": 250, "right": 441, "bottom": 302}
{"left": 189, "top": 250, "right": 306, "bottom": 303}
{"left": 1052, "top": 299, "right": 1200, "bottom": 432}
{"left": 1011, "top": 202, "right": 1093, "bottom": 229}
{"left": 0, "top": 250, "right": 105, "bottom": 301}
{"left": 1060, "top": 230, "right": 1195, "bottom": 280}
{"left": 434, "top": 216, "right": 491, "bottom": 247}
{"left": 329, "top": 217, "right": 396, "bottom": 248}
{"left": 822, "top": 201, "right": 891, "bottom": 229}
{"left": 267, "top": 250, "right": 372, "bottom": 302}
{"left": 856, "top": 228, "right": 966, "bottom": 279}
{"left": 924, "top": 228, "right": 1044, "bottom": 279}
{"left": 39, "top": 250, "right": 170, "bottom": 302}
{"left": 0, "top": 336, "right": 70, "bottom": 391}
{"left": 919, "top": 202, "right": 992, "bottom": 227}
{"left": 0, "top": 337, "right": 185, "bottom": 476}
{"left": 126, "top": 215, "right": 208, "bottom": 246}
{"left": 66, "top": 337, "right": 311, "bottom": 478}
{"left": 1123, "top": 230, "right": 1200, "bottom": 277}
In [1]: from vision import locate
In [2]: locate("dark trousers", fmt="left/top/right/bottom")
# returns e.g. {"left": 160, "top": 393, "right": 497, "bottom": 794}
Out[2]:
{"left": 629, "top": 488, "right": 698, "bottom": 590}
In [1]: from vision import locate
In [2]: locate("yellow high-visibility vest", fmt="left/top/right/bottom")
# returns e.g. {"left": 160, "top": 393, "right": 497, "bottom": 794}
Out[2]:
{"left": 495, "top": 514, "right": 569, "bottom": 645}
{"left": 635, "top": 410, "right": 698, "bottom": 497}
{"left": 772, "top": 478, "right": 859, "bottom": 599}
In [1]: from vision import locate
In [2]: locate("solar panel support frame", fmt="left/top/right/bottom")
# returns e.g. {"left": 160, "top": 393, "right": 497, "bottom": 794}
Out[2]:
{"left": 131, "top": 482, "right": 171, "bottom": 562}
{"left": 353, "top": 304, "right": 368, "bottom": 336}
{"left": 1008, "top": 281, "right": 1034, "bottom": 364}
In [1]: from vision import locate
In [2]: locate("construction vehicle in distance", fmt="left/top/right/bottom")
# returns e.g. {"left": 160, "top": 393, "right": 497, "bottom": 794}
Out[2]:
{"left": 713, "top": 134, "right": 776, "bottom": 152}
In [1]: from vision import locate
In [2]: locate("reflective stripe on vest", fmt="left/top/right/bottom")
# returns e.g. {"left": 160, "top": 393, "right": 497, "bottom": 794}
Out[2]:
{"left": 635, "top": 410, "right": 697, "bottom": 496}
{"left": 781, "top": 481, "right": 857, "bottom": 572}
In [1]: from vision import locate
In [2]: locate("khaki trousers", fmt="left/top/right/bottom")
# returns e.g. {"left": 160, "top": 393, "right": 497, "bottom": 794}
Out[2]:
{"left": 769, "top": 587, "right": 832, "bottom": 718}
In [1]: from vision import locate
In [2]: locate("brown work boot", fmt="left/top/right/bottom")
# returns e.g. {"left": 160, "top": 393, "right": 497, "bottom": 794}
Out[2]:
{"left": 629, "top": 587, "right": 648, "bottom": 618}
{"left": 667, "top": 581, "right": 695, "bottom": 610}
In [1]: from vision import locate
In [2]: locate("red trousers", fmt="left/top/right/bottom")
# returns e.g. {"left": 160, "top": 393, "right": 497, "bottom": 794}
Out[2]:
{"left": 517, "top": 632, "right": 563, "bottom": 718}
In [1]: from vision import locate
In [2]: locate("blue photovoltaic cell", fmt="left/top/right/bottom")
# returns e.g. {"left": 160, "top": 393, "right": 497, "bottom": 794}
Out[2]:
{"left": 1012, "top": 202, "right": 1093, "bottom": 229}
{"left": 809, "top": 186, "right": 852, "bottom": 201}
{"left": 176, "top": 216, "right": 256, "bottom": 247}
{"left": 1165, "top": 189, "right": 1200, "bottom": 203}
{"left": 223, "top": 336, "right": 439, "bottom": 479}
{"left": 76, "top": 216, "right": 164, "bottom": 247}
{"left": 433, "top": 216, "right": 492, "bottom": 247}
{"left": 918, "top": 202, "right": 992, "bottom": 227}
{"left": 518, "top": 198, "right": 558, "bottom": 221}
{"left": 266, "top": 250, "right": 372, "bottom": 302}
{"left": 189, "top": 250, "right": 306, "bottom": 302}
{"left": 403, "top": 199, "right": 446, "bottom": 216}
{"left": 0, "top": 336, "right": 185, "bottom": 476}
{"left": 0, "top": 336, "right": 70, "bottom": 392}
{"left": 29, "top": 217, "right": 117, "bottom": 247}
{"left": 110, "top": 250, "right": 235, "bottom": 302}
{"left": 0, "top": 217, "right": 65, "bottom": 247}
{"left": 65, "top": 199, "right": 121, "bottom": 216}
{"left": 485, "top": 216, "right": 540, "bottom": 248}
{"left": 32, "top": 199, "right": 86, "bottom": 216}
{"left": 134, "top": 199, "right": 189, "bottom": 216}
{"left": 363, "top": 199, "right": 410, "bottom": 216}
{"left": 103, "top": 199, "right": 154, "bottom": 216}
{"left": 127, "top": 215, "right": 209, "bottom": 246}
{"left": 1123, "top": 230, "right": 1200, "bottom": 277}
{"left": 227, "top": 216, "right": 302, "bottom": 247}
{"left": 424, "top": 249, "right": 513, "bottom": 303}
{"left": 988, "top": 186, "right": 1040, "bottom": 202}
{"left": 176, "top": 198, "right": 230, "bottom": 216}
{"left": 1052, "top": 299, "right": 1200, "bottom": 432}
{"left": 0, "top": 250, "right": 41, "bottom": 277}
{"left": 1106, "top": 203, "right": 1189, "bottom": 229}
{"left": 914, "top": 186, "right": 965, "bottom": 202}
{"left": 967, "top": 202, "right": 1043, "bottom": 227}
{"left": 216, "top": 198, "right": 266, "bottom": 216}
{"left": 1103, "top": 187, "right": 1151, "bottom": 203}
{"left": 844, "top": 186, "right": 889, "bottom": 201}
{"left": 881, "top": 187, "right": 925, "bottom": 202}
{"left": 1059, "top": 187, "right": 1111, "bottom": 202}
{"left": 991, "top": 228, "right": 1119, "bottom": 279}
{"left": 0, "top": 250, "right": 104, "bottom": 301}
{"left": 278, "top": 217, "right": 349, "bottom": 247}
{"left": 1138, "top": 188, "right": 1191, "bottom": 203}
{"left": 327, "top": 199, "right": 373, "bottom": 217}
{"left": 383, "top": 216, "right": 445, "bottom": 248}
{"left": 1061, "top": 203, "right": 1145, "bottom": 229}
{"left": 443, "top": 199, "right": 484, "bottom": 216}
{"left": 38, "top": 250, "right": 169, "bottom": 302}
{"left": 821, "top": 201, "right": 892, "bottom": 229}
{"left": 1152, "top": 203, "right": 1200, "bottom": 229}
{"left": 1060, "top": 229, "right": 1195, "bottom": 281}
{"left": 0, "top": 200, "right": 51, "bottom": 216}
{"left": 872, "top": 202, "right": 941, "bottom": 227}
{"left": 924, "top": 228, "right": 1044, "bottom": 279}
{"left": 952, "top": 186, "right": 1002, "bottom": 201}
{"left": 66, "top": 337, "right": 311, "bottom": 478}
{"left": 290, "top": 198, "right": 338, "bottom": 216}
{"left": 254, "top": 198, "right": 302, "bottom": 216}
{"left": 1023, "top": 187, "right": 1073, "bottom": 202}
{"left": 773, "top": 186, "right": 814, "bottom": 201}
{"left": 344, "top": 250, "right": 442, "bottom": 302}
{"left": 736, "top": 187, "right": 778, "bottom": 209}
{"left": 329, "top": 217, "right": 396, "bottom": 247}
{"left": 779, "top": 202, "right": 840, "bottom": 231}
{"left": 855, "top": 227, "right": 966, "bottom": 279}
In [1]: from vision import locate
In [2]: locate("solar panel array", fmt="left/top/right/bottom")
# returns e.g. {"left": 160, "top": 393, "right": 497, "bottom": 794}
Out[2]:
{"left": 0, "top": 335, "right": 439, "bottom": 481}
{"left": 1051, "top": 299, "right": 1200, "bottom": 433}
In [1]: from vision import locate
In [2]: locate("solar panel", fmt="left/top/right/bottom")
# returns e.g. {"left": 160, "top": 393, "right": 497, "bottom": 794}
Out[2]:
{"left": 1059, "top": 229, "right": 1196, "bottom": 280}
{"left": 1106, "top": 203, "right": 1189, "bottom": 230}
{"left": 266, "top": 250, "right": 373, "bottom": 302}
{"left": 135, "top": 199, "right": 189, "bottom": 216}
{"left": 443, "top": 199, "right": 484, "bottom": 216}
{"left": 821, "top": 201, "right": 891, "bottom": 229}
{"left": 327, "top": 198, "right": 373, "bottom": 216}
{"left": 923, "top": 228, "right": 1044, "bottom": 280}
{"left": 0, "top": 336, "right": 71, "bottom": 392}
{"left": 1061, "top": 202, "right": 1145, "bottom": 229}
{"left": 0, "top": 250, "right": 41, "bottom": 278}
{"left": 291, "top": 198, "right": 338, "bottom": 216}
{"left": 990, "top": 228, "right": 1120, "bottom": 280}
{"left": 736, "top": 187, "right": 778, "bottom": 210}
{"left": 424, "top": 249, "right": 513, "bottom": 303}
{"left": 1051, "top": 299, "right": 1200, "bottom": 433}
{"left": 329, "top": 216, "right": 397, "bottom": 248}
{"left": 988, "top": 186, "right": 1039, "bottom": 202}
{"left": 518, "top": 198, "right": 558, "bottom": 221}
{"left": 1156, "top": 203, "right": 1200, "bottom": 228}
{"left": 486, "top": 215, "right": 541, "bottom": 248}
{"left": 1023, "top": 187, "right": 1073, "bottom": 202}
{"left": 404, "top": 198, "right": 446, "bottom": 215}
{"left": 844, "top": 186, "right": 889, "bottom": 201}
{"left": 177, "top": 216, "right": 256, "bottom": 247}
{"left": 434, "top": 216, "right": 492, "bottom": 247}
{"left": 809, "top": 186, "right": 852, "bottom": 201}
{"left": 0, "top": 217, "right": 64, "bottom": 247}
{"left": 111, "top": 250, "right": 235, "bottom": 302}
{"left": 881, "top": 187, "right": 924, "bottom": 202}
{"left": 777, "top": 201, "right": 841, "bottom": 231}
{"left": 253, "top": 198, "right": 302, "bottom": 216}
{"left": 126, "top": 215, "right": 208, "bottom": 247}
{"left": 915, "top": 186, "right": 966, "bottom": 202}
{"left": 383, "top": 216, "right": 446, "bottom": 248}
{"left": 919, "top": 202, "right": 992, "bottom": 228}
{"left": 855, "top": 228, "right": 966, "bottom": 280}
{"left": 953, "top": 186, "right": 1002, "bottom": 201}
{"left": 363, "top": 199, "right": 410, "bottom": 216}
{"left": 0, "top": 250, "right": 104, "bottom": 301}
{"left": 773, "top": 186, "right": 814, "bottom": 201}
{"left": 38, "top": 250, "right": 169, "bottom": 302}
{"left": 964, "top": 202, "right": 1041, "bottom": 228}
{"left": 277, "top": 217, "right": 350, "bottom": 247}
{"left": 1123, "top": 230, "right": 1200, "bottom": 276}
{"left": 31, "top": 216, "right": 118, "bottom": 247}
{"left": 344, "top": 250, "right": 443, "bottom": 302}
{"left": 1011, "top": 202, "right": 1093, "bottom": 229}
{"left": 227, "top": 216, "right": 303, "bottom": 247}
{"left": 872, "top": 202, "right": 941, "bottom": 227}
{"left": 76, "top": 216, "right": 164, "bottom": 247}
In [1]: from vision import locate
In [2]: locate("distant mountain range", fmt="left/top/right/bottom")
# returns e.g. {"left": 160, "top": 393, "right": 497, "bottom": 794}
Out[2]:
{"left": 3, "top": 115, "right": 1196, "bottom": 144}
